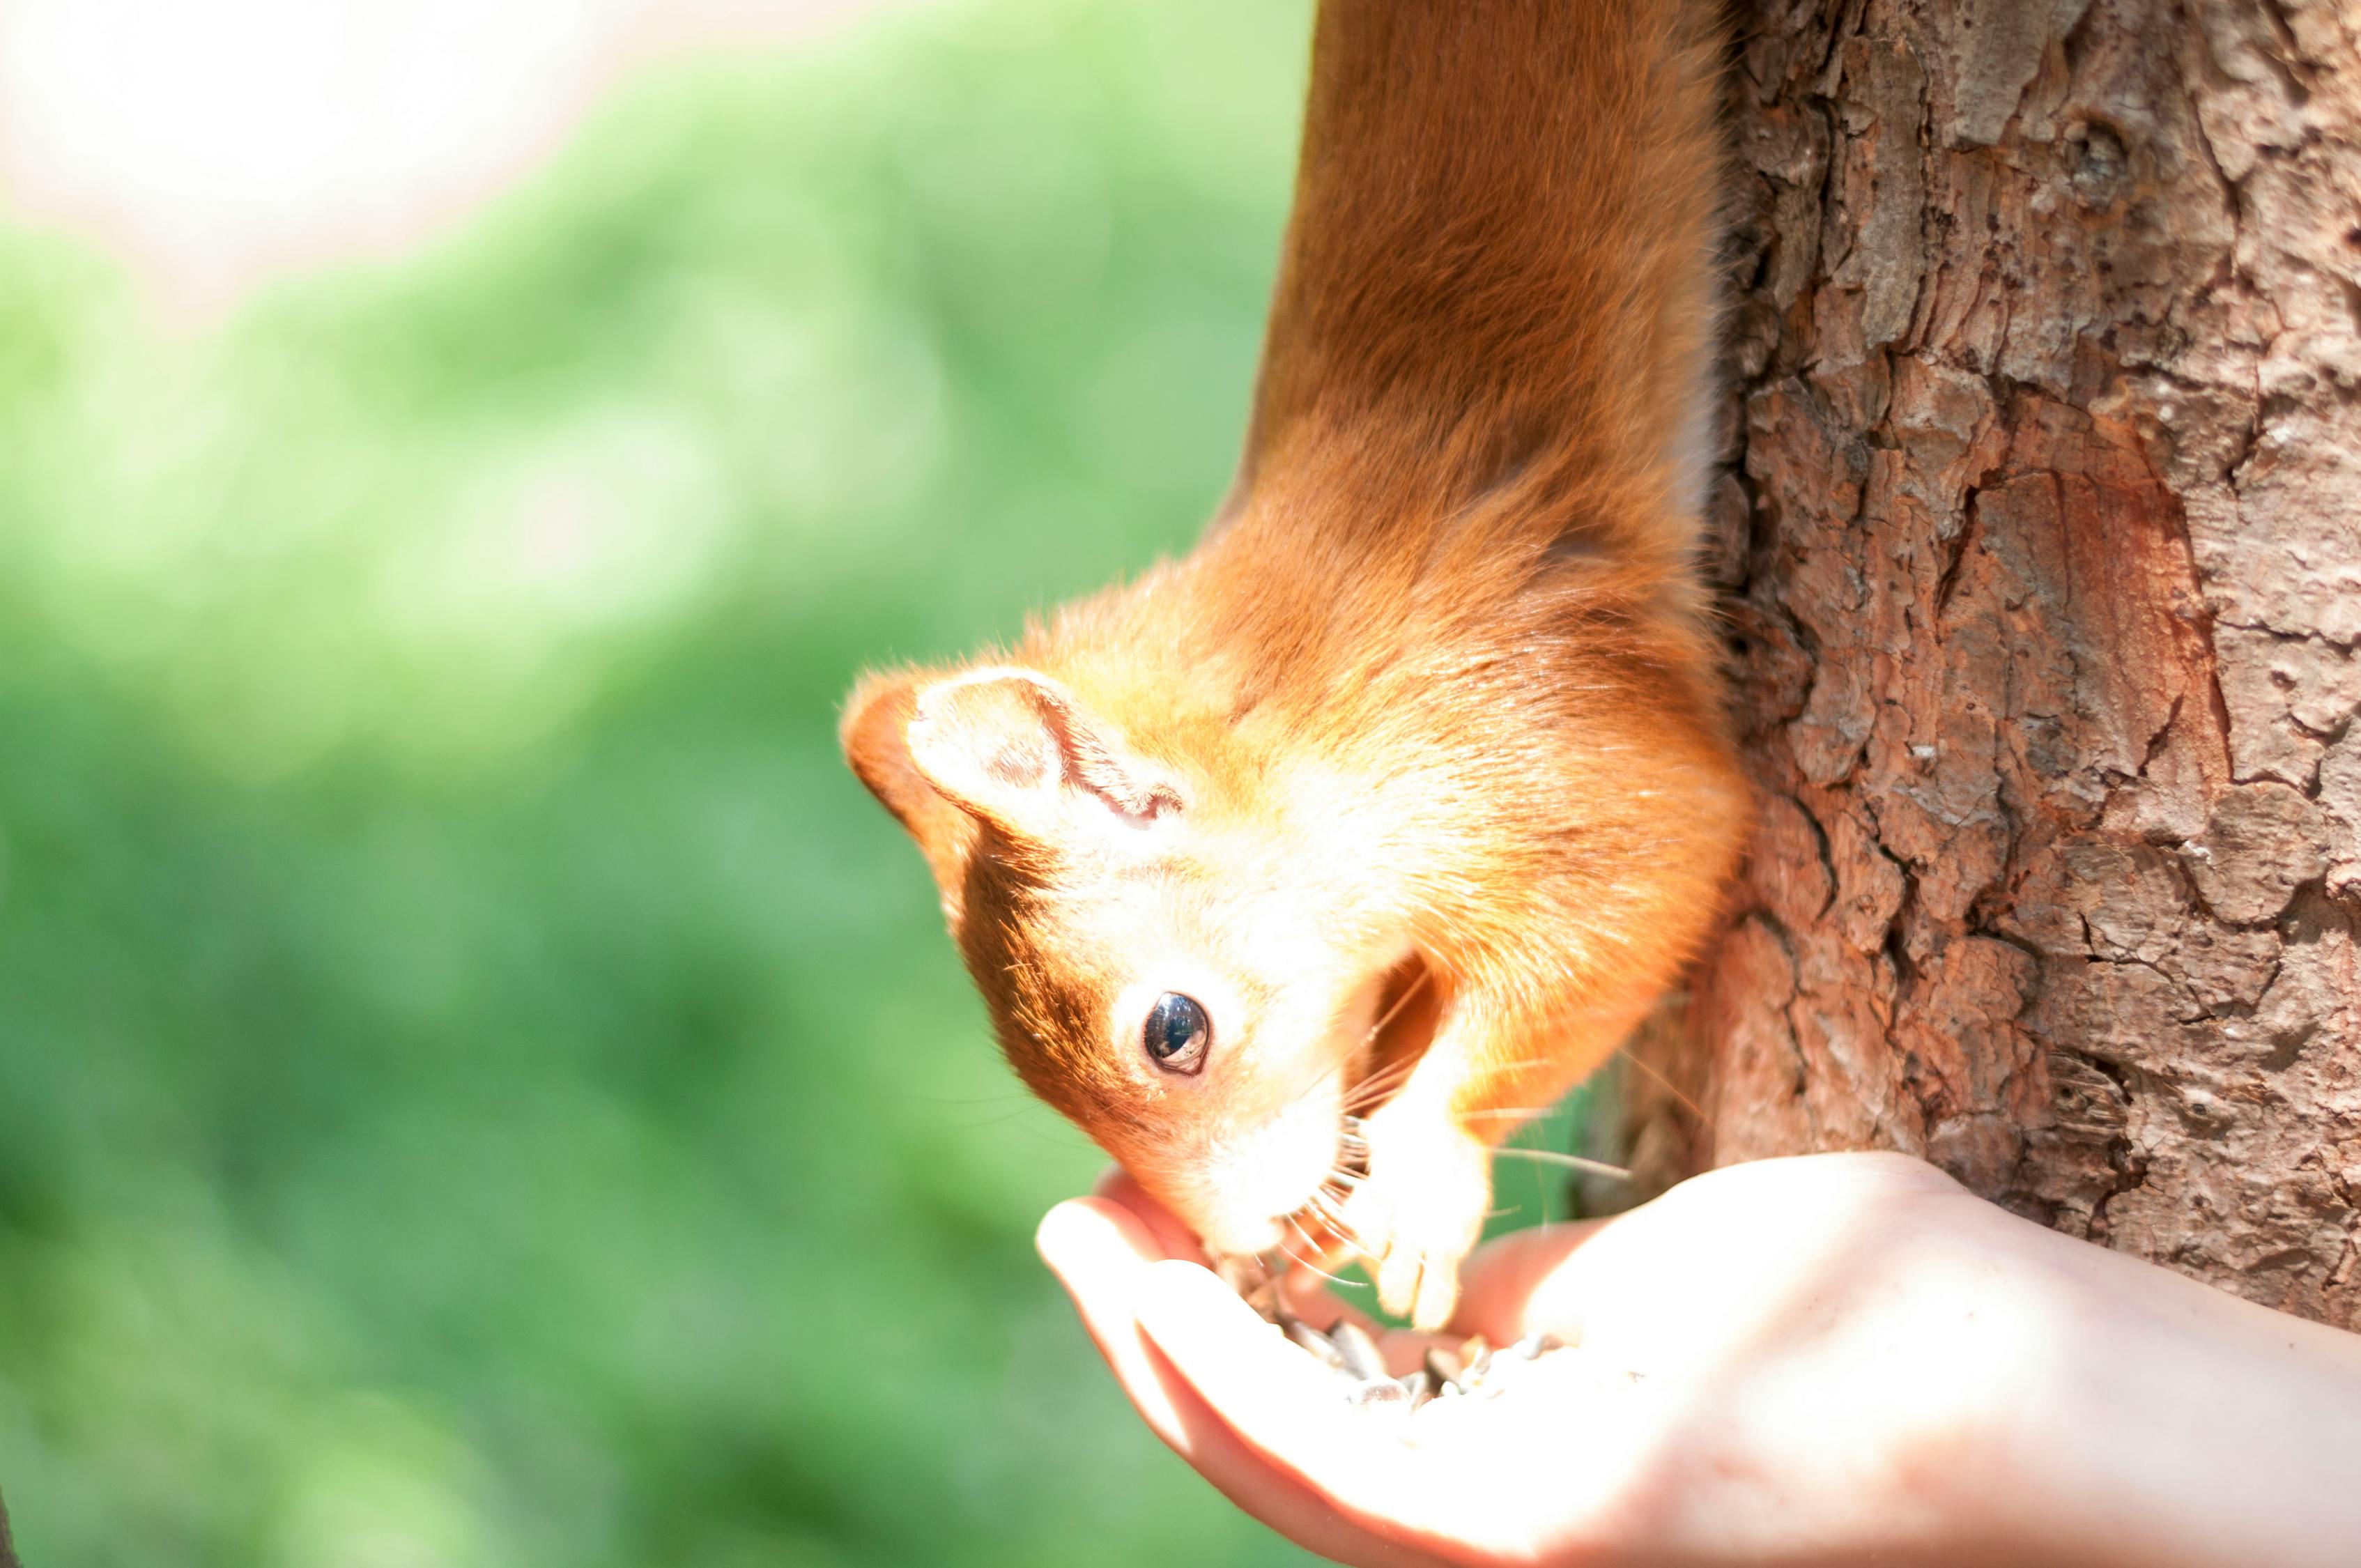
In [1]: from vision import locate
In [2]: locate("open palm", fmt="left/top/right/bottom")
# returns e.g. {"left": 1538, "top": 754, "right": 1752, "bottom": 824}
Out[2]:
{"left": 1038, "top": 1154, "right": 2171, "bottom": 1568}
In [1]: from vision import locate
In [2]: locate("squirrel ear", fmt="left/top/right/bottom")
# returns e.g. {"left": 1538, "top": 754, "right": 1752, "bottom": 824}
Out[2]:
{"left": 905, "top": 668, "right": 1181, "bottom": 842}
{"left": 841, "top": 669, "right": 976, "bottom": 896}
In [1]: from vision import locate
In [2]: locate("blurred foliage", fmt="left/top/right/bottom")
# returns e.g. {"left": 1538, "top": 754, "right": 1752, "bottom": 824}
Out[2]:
{"left": 0, "top": 0, "right": 1597, "bottom": 1562}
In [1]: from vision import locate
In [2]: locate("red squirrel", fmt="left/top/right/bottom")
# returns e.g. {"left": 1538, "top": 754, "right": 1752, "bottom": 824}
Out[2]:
{"left": 843, "top": 0, "right": 1746, "bottom": 1330}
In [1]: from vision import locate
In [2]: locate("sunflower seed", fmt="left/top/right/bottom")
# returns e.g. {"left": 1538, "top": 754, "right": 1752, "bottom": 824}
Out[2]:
{"left": 1283, "top": 1317, "right": 1347, "bottom": 1371}
{"left": 1330, "top": 1319, "right": 1388, "bottom": 1381}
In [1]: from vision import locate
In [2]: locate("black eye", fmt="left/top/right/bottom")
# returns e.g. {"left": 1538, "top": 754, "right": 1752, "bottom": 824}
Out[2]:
{"left": 1143, "top": 992, "right": 1211, "bottom": 1074}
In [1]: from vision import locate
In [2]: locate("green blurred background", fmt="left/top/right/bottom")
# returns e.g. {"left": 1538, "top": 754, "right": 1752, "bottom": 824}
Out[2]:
{"left": 0, "top": 1, "right": 1585, "bottom": 1561}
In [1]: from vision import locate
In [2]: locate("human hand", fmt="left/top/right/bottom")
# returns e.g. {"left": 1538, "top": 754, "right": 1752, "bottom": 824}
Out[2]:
{"left": 1037, "top": 1152, "right": 2361, "bottom": 1568}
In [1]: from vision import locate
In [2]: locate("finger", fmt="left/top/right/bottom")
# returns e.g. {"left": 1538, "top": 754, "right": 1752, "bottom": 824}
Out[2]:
{"left": 1447, "top": 1219, "right": 1613, "bottom": 1343}
{"left": 1135, "top": 1259, "right": 1363, "bottom": 1445}
{"left": 1134, "top": 1260, "right": 1486, "bottom": 1552}
{"left": 1090, "top": 1167, "right": 1208, "bottom": 1263}
{"left": 1134, "top": 1337, "right": 1449, "bottom": 1568}
{"left": 1037, "top": 1199, "right": 1200, "bottom": 1439}
{"left": 1036, "top": 1201, "right": 1420, "bottom": 1565}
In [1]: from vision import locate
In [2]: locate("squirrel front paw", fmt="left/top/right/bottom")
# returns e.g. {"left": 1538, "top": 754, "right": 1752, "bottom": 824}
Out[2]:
{"left": 1338, "top": 1109, "right": 1490, "bottom": 1331}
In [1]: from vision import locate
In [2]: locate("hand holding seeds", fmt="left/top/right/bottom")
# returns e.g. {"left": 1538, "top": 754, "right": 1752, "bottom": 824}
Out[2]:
{"left": 1038, "top": 1153, "right": 2361, "bottom": 1568}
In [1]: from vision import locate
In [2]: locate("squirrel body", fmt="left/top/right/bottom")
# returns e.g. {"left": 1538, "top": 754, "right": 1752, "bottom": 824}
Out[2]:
{"left": 845, "top": 0, "right": 1746, "bottom": 1330}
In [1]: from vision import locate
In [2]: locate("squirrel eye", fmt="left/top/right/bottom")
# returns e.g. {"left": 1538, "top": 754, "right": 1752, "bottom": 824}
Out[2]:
{"left": 1142, "top": 992, "right": 1211, "bottom": 1075}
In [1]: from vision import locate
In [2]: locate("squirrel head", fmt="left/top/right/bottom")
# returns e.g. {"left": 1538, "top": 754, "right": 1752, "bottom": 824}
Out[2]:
{"left": 842, "top": 663, "right": 1408, "bottom": 1258}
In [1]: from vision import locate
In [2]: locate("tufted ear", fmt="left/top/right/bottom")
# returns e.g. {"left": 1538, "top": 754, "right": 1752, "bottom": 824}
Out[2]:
{"left": 841, "top": 668, "right": 976, "bottom": 895}
{"left": 903, "top": 668, "right": 1181, "bottom": 845}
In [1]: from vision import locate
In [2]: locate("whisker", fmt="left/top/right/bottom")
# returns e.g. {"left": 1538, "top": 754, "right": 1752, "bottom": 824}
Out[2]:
{"left": 1305, "top": 1188, "right": 1357, "bottom": 1236}
{"left": 1313, "top": 1190, "right": 1361, "bottom": 1228}
{"left": 1344, "top": 1053, "right": 1569, "bottom": 1116}
{"left": 1456, "top": 1056, "right": 1566, "bottom": 1079}
{"left": 1617, "top": 1043, "right": 1705, "bottom": 1123}
{"left": 1350, "top": 1058, "right": 1567, "bottom": 1119}
{"left": 1341, "top": 1082, "right": 1415, "bottom": 1116}
{"left": 1345, "top": 1055, "right": 1418, "bottom": 1095}
{"left": 1269, "top": 960, "right": 1438, "bottom": 1124}
{"left": 1341, "top": 1052, "right": 1426, "bottom": 1108}
{"left": 1360, "top": 963, "right": 1433, "bottom": 1048}
{"left": 936, "top": 1102, "right": 1051, "bottom": 1130}
{"left": 1294, "top": 1257, "right": 1368, "bottom": 1291}
{"left": 1281, "top": 1220, "right": 1360, "bottom": 1286}
{"left": 1489, "top": 1146, "right": 1631, "bottom": 1181}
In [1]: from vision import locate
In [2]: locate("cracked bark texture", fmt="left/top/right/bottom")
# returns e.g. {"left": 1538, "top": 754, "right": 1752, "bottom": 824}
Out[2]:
{"left": 1629, "top": 0, "right": 2361, "bottom": 1329}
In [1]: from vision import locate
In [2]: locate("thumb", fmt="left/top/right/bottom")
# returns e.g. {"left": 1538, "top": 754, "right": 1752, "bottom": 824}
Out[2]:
{"left": 1447, "top": 1218, "right": 1613, "bottom": 1344}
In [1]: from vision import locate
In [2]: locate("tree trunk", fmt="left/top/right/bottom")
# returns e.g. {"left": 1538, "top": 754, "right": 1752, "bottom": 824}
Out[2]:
{"left": 1633, "top": 0, "right": 2361, "bottom": 1330}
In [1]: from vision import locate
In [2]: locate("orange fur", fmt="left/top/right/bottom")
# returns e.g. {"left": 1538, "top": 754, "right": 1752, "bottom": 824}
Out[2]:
{"left": 844, "top": 0, "right": 1746, "bottom": 1330}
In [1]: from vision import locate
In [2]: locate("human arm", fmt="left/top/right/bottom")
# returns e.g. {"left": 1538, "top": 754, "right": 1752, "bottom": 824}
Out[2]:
{"left": 1036, "top": 1152, "right": 2361, "bottom": 1567}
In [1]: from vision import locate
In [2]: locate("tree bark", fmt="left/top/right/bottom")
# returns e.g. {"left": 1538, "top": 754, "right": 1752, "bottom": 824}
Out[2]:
{"left": 1637, "top": 0, "right": 2361, "bottom": 1330}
